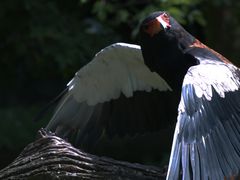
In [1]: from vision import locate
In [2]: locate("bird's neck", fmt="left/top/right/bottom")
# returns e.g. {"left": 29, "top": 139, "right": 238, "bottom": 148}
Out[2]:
{"left": 140, "top": 33, "right": 197, "bottom": 92}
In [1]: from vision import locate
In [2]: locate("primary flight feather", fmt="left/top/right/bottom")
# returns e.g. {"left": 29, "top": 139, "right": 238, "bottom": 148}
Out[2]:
{"left": 46, "top": 42, "right": 174, "bottom": 146}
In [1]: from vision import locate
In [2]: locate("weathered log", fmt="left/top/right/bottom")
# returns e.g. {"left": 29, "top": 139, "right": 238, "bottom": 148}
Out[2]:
{"left": 0, "top": 129, "right": 167, "bottom": 179}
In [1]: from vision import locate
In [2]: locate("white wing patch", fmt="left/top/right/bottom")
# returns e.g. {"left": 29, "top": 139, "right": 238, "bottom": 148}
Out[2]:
{"left": 67, "top": 43, "right": 171, "bottom": 105}
{"left": 183, "top": 61, "right": 240, "bottom": 101}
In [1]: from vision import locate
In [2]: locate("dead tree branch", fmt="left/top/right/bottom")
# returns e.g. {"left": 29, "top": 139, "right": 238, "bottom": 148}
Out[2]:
{"left": 0, "top": 129, "right": 167, "bottom": 179}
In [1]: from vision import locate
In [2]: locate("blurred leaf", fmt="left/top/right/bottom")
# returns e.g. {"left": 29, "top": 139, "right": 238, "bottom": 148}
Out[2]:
{"left": 167, "top": 7, "right": 186, "bottom": 24}
{"left": 79, "top": 0, "right": 88, "bottom": 4}
{"left": 92, "top": 1, "right": 114, "bottom": 21}
{"left": 117, "top": 9, "right": 129, "bottom": 23}
{"left": 188, "top": 10, "right": 206, "bottom": 26}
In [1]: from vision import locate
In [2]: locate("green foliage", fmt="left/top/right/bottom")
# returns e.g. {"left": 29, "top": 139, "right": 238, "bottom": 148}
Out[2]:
{"left": 0, "top": 1, "right": 208, "bottom": 106}
{"left": 0, "top": 105, "right": 49, "bottom": 168}
{"left": 89, "top": 0, "right": 205, "bottom": 38}
{"left": 0, "top": 106, "right": 45, "bottom": 149}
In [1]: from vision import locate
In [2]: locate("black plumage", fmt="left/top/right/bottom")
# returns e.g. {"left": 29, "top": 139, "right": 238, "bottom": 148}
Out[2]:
{"left": 46, "top": 43, "right": 175, "bottom": 162}
{"left": 139, "top": 11, "right": 240, "bottom": 179}
{"left": 45, "top": 11, "right": 240, "bottom": 179}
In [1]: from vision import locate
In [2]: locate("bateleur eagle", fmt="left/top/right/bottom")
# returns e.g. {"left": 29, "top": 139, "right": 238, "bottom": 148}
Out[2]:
{"left": 46, "top": 11, "right": 240, "bottom": 179}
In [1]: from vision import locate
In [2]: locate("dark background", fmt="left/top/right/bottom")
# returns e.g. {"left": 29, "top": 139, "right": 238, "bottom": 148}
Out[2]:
{"left": 0, "top": 0, "right": 240, "bottom": 169}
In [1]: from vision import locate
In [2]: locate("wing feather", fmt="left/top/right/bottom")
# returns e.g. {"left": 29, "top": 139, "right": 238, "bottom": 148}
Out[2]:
{"left": 46, "top": 43, "right": 172, "bottom": 147}
{"left": 167, "top": 61, "right": 240, "bottom": 179}
{"left": 68, "top": 43, "right": 171, "bottom": 105}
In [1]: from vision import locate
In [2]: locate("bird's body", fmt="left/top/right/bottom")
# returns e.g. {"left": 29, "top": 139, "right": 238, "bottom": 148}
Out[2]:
{"left": 46, "top": 11, "right": 240, "bottom": 179}
{"left": 139, "top": 12, "right": 240, "bottom": 179}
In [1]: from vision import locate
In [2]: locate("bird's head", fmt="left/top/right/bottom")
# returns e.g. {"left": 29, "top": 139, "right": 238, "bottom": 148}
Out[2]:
{"left": 139, "top": 11, "right": 195, "bottom": 52}
{"left": 139, "top": 11, "right": 198, "bottom": 90}
{"left": 140, "top": 11, "right": 171, "bottom": 36}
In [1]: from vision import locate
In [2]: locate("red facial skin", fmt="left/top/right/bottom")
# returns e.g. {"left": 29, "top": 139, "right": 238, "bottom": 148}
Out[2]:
{"left": 144, "top": 13, "right": 171, "bottom": 37}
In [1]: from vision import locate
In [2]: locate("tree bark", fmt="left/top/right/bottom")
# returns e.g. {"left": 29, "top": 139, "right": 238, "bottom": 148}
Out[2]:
{"left": 0, "top": 129, "right": 167, "bottom": 179}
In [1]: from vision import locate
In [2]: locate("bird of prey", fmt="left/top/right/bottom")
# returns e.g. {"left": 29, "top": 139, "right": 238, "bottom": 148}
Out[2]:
{"left": 46, "top": 11, "right": 240, "bottom": 179}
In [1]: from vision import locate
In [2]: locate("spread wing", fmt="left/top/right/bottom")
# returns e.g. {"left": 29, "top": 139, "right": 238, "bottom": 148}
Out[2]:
{"left": 46, "top": 43, "right": 174, "bottom": 147}
{"left": 167, "top": 60, "right": 240, "bottom": 179}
